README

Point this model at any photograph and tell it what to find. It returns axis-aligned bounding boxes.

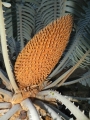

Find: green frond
[59,0,87,17]
[3,5,13,38]
[62,70,90,87]
[49,1,90,78]
[16,3,35,50]
[35,0,87,33]
[67,3,90,69]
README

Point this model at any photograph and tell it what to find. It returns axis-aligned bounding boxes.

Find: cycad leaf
[7,37,17,60]
[3,6,13,38]
[35,0,86,34]
[35,13,44,33]
[79,70,90,87]
[2,2,11,7]
[60,0,86,17]
[0,1,19,92]
[35,100,62,120]
[16,3,35,50]
[16,0,42,6]
[62,70,90,87]
[35,0,61,33]
[37,90,89,120]
[49,2,90,78]
[68,3,90,69]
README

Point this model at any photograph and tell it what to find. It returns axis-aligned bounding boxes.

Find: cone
[14,14,73,89]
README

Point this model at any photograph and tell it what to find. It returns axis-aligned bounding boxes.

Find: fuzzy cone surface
[14,14,73,89]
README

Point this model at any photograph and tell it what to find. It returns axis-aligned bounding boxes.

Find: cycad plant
[0,0,90,120]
